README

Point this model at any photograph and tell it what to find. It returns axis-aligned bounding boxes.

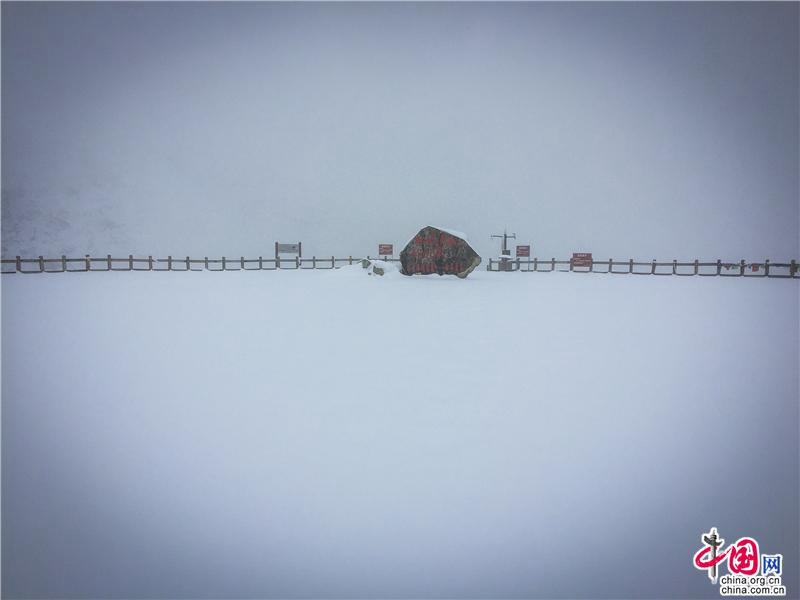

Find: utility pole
[491,229,516,271]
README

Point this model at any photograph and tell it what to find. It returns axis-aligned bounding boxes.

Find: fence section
[486,258,799,279]
[2,255,797,279]
[0,255,411,274]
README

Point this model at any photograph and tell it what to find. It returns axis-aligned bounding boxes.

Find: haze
[2,2,798,261]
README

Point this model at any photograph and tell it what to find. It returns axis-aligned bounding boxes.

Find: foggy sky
[2,2,798,261]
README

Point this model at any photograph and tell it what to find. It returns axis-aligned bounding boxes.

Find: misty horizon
[2,2,798,261]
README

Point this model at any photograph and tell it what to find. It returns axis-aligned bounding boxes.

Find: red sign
[378,244,393,256]
[516,245,530,257]
[571,252,593,267]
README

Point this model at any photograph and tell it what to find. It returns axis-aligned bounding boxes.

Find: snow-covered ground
[2,269,798,598]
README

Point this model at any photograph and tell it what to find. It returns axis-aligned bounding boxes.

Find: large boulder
[400,226,481,278]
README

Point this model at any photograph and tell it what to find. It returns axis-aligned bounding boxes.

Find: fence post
[331,256,335,269]
[241,256,245,269]
[222,256,226,270]
[204,257,209,270]
[672,259,677,275]
[650,259,656,274]
[39,255,45,272]
[764,259,770,276]
[62,255,67,271]
[86,255,91,270]
[694,259,699,275]
[129,255,134,270]
[629,259,633,274]
[791,259,797,278]
[552,258,556,271]
[312,256,316,269]
[106,254,112,271]
[740,259,745,276]
[296,255,300,269]
[167,255,173,271]
[186,256,191,270]
[349,256,352,265]
[148,256,153,271]
[259,256,263,270]
[716,259,721,275]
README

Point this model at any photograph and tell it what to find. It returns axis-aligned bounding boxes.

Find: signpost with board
[378,244,393,257]
[491,230,516,271]
[275,242,302,269]
[571,252,593,268]
[516,245,530,258]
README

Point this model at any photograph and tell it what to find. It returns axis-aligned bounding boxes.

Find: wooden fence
[0,255,377,273]
[1,255,797,278]
[487,258,799,278]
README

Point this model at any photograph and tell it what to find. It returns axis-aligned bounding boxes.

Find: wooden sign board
[571,252,593,267]
[516,245,530,257]
[378,244,393,256]
[275,242,301,256]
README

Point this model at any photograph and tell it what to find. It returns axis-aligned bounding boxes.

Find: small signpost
[378,244,393,257]
[491,230,516,271]
[516,245,530,258]
[571,252,593,268]
[275,242,301,269]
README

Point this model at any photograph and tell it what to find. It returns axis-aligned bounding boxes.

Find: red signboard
[378,244,393,256]
[516,245,530,257]
[571,252,593,267]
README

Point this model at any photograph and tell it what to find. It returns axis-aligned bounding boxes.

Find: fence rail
[1,255,797,279]
[0,255,379,274]
[487,258,799,278]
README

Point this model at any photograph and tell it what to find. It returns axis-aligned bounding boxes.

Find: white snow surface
[2,270,798,598]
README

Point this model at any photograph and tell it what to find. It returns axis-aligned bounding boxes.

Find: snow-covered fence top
[0,255,372,273]
[487,257,799,278]
[1,255,797,278]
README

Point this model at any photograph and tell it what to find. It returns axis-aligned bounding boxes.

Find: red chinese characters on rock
[399,226,481,278]
[694,537,760,576]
